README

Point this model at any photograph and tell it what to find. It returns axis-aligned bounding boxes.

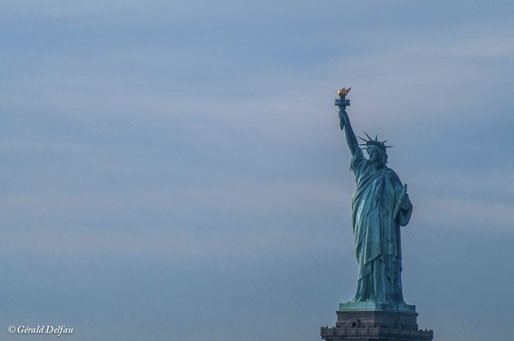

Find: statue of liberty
[335,88,413,306]
[319,88,432,340]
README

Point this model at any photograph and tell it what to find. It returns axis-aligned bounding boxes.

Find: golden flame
[338,87,351,96]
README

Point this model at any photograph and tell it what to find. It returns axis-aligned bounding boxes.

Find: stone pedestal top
[321,304,432,341]
[338,301,416,313]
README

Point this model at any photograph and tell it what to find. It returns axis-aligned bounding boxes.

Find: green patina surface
[335,90,414,311]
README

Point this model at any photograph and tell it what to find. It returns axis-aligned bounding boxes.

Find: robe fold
[349,148,412,303]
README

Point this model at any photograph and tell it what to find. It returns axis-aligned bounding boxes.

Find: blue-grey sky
[1,1,514,340]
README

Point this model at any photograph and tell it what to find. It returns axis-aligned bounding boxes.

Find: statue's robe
[350,149,412,303]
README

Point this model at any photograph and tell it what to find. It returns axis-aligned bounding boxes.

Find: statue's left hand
[400,193,410,210]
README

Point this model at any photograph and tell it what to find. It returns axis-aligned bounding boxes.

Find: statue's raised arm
[335,87,359,156]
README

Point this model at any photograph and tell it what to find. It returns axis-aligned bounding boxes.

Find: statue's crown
[358,132,393,152]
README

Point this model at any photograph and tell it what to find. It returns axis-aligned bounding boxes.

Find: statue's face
[367,146,386,165]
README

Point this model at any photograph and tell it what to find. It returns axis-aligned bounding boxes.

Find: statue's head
[358,133,392,166]
[366,145,388,165]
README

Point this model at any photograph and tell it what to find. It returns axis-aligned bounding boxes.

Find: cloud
[408,169,514,234]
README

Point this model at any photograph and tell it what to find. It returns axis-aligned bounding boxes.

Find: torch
[335,87,351,130]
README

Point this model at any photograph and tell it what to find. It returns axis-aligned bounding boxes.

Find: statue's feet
[350,298,364,303]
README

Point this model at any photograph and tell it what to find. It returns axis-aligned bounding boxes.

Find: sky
[1,1,514,340]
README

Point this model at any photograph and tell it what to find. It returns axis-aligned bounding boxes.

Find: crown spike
[364,132,372,140]
[357,136,368,142]
[375,135,378,141]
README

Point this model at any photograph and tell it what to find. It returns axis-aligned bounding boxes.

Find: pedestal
[320,303,433,341]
